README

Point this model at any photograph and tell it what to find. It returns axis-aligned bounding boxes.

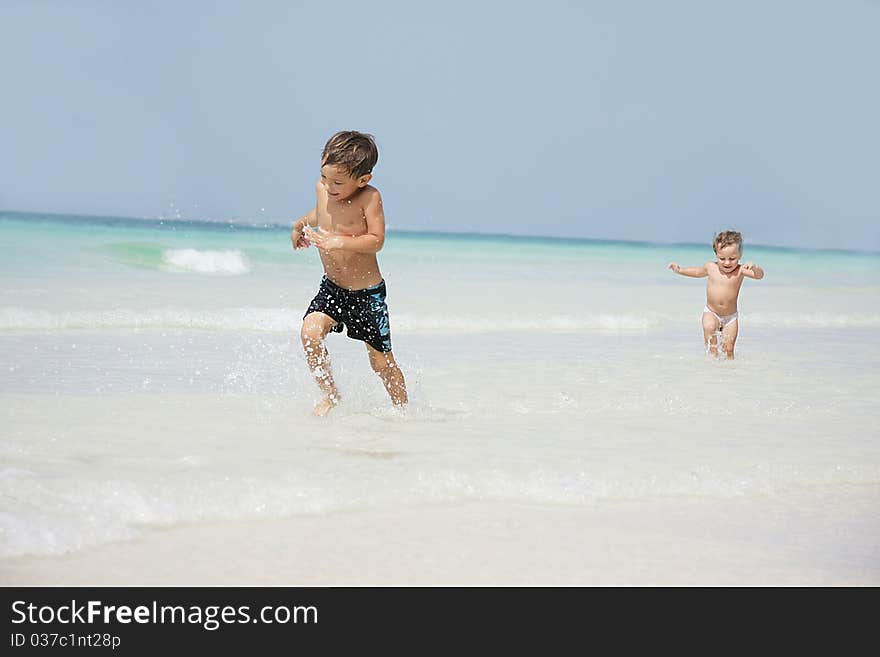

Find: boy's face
[320,164,371,202]
[714,243,741,273]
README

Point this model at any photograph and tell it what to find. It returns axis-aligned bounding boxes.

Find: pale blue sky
[2,0,878,250]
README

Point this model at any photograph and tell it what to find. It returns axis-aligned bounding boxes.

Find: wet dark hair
[713,230,743,252]
[321,131,378,179]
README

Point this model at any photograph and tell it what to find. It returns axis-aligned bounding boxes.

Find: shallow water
[1,211,878,582]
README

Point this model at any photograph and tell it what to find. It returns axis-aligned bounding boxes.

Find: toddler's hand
[668,262,681,273]
[742,261,755,272]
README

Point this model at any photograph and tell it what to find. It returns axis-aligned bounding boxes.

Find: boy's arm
[308,190,386,254]
[668,262,708,277]
[741,262,764,279]
[292,208,317,232]
[290,180,323,242]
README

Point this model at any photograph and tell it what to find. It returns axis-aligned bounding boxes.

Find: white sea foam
[2,307,878,333]
[0,307,288,332]
[745,313,880,328]
[395,313,661,333]
[3,460,877,558]
[0,308,662,333]
[162,248,249,274]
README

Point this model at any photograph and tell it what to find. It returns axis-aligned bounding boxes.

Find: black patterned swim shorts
[303,276,393,353]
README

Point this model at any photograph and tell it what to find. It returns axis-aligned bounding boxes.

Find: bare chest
[317,200,368,236]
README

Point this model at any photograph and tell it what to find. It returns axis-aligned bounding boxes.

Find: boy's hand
[668,262,681,273]
[291,226,310,250]
[307,227,345,252]
[742,261,755,271]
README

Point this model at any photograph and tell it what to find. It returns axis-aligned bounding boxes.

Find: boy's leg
[365,344,408,406]
[301,312,340,416]
[701,311,721,357]
[720,319,739,359]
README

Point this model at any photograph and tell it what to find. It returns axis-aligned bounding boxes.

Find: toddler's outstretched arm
[668,262,708,277]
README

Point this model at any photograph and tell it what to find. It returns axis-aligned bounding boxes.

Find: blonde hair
[713,230,742,253]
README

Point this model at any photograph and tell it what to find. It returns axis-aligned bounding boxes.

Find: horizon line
[1,208,877,256]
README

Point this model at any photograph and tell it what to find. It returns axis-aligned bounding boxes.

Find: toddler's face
[320,164,367,202]
[714,244,741,273]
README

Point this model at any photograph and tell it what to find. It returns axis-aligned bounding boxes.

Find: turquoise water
[2,210,877,327]
[3,211,878,283]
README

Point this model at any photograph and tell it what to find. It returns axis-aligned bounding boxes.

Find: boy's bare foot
[312,395,338,417]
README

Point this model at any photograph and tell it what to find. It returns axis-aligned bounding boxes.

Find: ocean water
[1,211,878,583]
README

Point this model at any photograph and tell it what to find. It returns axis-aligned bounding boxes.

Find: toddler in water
[290,131,407,416]
[668,230,765,359]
